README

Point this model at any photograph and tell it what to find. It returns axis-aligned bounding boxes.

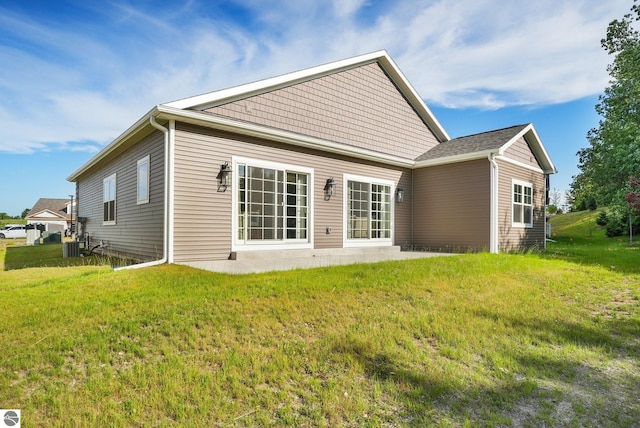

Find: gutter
[115,115,171,271]
[488,153,499,254]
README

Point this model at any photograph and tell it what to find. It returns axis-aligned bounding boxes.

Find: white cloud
[0,0,632,154]
[332,0,368,18]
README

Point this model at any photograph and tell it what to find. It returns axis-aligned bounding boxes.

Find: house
[25,198,75,235]
[67,50,556,268]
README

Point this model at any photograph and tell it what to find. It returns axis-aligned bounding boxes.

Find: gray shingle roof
[26,198,70,219]
[415,124,530,162]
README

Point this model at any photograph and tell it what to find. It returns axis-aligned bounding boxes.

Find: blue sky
[0,0,631,216]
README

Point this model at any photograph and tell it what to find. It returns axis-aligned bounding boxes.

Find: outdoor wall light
[396,187,404,203]
[324,177,336,198]
[217,161,232,190]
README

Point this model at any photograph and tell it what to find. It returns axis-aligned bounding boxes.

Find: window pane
[524,206,532,224]
[514,184,523,203]
[103,181,109,203]
[348,181,369,239]
[513,205,522,223]
[137,159,149,203]
[524,186,532,204]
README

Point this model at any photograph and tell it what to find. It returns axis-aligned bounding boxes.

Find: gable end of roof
[163,50,450,142]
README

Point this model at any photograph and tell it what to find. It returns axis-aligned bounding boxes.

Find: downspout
[489,153,499,254]
[115,114,170,270]
[411,169,414,248]
[544,173,549,250]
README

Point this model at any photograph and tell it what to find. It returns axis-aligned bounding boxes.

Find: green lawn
[0,220,638,427]
[544,209,640,273]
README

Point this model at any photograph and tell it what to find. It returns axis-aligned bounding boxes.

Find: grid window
[347,179,391,240]
[237,163,309,243]
[513,181,533,227]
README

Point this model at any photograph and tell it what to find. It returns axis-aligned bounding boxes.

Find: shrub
[606,220,625,237]
[596,210,608,227]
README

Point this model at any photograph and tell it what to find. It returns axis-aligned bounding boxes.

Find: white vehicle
[0,225,27,239]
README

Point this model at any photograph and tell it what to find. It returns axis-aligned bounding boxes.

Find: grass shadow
[331,304,640,426]
[542,235,640,275]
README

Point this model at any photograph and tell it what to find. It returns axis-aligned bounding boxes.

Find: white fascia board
[164,50,450,143]
[165,51,388,110]
[500,123,557,174]
[28,209,66,219]
[375,55,450,142]
[67,107,158,182]
[499,123,533,154]
[155,105,415,168]
[414,149,496,168]
[526,125,557,174]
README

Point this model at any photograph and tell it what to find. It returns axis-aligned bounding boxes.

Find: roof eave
[26,209,67,220]
[500,123,557,174]
[67,107,159,182]
[414,149,496,168]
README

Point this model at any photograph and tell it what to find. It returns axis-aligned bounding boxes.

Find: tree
[549,188,562,207]
[572,1,640,209]
[626,177,640,215]
[21,208,30,219]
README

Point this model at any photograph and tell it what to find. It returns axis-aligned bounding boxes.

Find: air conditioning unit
[63,241,81,258]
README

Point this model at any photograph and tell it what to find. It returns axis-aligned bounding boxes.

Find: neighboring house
[25,198,75,234]
[67,50,556,266]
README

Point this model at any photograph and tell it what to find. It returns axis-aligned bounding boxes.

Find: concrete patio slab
[179,247,456,274]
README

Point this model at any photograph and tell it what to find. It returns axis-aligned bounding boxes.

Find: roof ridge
[449,123,530,141]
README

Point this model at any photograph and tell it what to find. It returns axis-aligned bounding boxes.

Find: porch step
[230,246,401,261]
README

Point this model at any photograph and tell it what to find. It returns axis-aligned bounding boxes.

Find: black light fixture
[217,161,232,190]
[396,187,404,203]
[324,177,336,198]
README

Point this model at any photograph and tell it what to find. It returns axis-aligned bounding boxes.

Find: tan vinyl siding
[202,63,440,160]
[413,159,491,251]
[76,130,165,261]
[172,123,411,262]
[504,136,541,169]
[497,160,546,250]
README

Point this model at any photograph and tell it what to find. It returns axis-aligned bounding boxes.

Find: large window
[103,173,116,225]
[235,159,311,246]
[137,155,150,205]
[345,175,392,243]
[512,179,533,227]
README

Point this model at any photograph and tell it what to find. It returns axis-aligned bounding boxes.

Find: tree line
[0,209,31,220]
[569,0,640,236]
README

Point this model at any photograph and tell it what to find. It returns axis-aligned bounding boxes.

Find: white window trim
[343,173,394,247]
[512,178,533,228]
[103,173,117,226]
[231,156,314,251]
[137,155,150,205]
